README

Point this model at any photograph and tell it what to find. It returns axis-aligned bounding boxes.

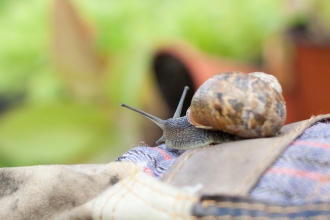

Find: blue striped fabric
[250,120,330,205]
[116,143,184,178]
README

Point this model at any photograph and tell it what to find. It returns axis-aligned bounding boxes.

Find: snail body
[121,72,286,150]
[160,116,238,149]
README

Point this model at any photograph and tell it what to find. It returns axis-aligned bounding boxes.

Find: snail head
[120,86,189,146]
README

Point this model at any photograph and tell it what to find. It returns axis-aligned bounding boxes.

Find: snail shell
[186,72,286,138]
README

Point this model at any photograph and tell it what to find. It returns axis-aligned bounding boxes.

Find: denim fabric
[192,195,330,218]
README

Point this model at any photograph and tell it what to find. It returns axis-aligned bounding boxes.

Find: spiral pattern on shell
[187,72,286,138]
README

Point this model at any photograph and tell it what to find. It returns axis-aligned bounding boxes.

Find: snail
[121,71,286,150]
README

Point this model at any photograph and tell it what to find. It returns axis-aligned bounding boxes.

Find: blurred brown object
[53,0,106,101]
[264,24,330,123]
[294,44,330,120]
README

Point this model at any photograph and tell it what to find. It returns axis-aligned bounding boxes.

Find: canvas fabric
[0,162,196,220]
[1,114,330,219]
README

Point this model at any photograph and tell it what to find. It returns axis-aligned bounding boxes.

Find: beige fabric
[58,171,196,220]
[162,114,330,196]
[0,162,196,220]
[0,162,140,219]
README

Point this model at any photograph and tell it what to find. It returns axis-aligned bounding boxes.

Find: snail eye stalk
[173,86,189,118]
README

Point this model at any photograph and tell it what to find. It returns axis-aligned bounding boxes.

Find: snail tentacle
[120,103,165,129]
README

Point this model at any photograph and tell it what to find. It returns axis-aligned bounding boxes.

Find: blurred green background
[0,0,328,166]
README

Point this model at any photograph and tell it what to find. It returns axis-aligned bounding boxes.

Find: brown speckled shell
[187,72,286,138]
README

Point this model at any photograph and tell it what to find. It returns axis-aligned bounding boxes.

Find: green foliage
[0,103,115,166]
[0,1,52,95]
[76,0,286,61]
